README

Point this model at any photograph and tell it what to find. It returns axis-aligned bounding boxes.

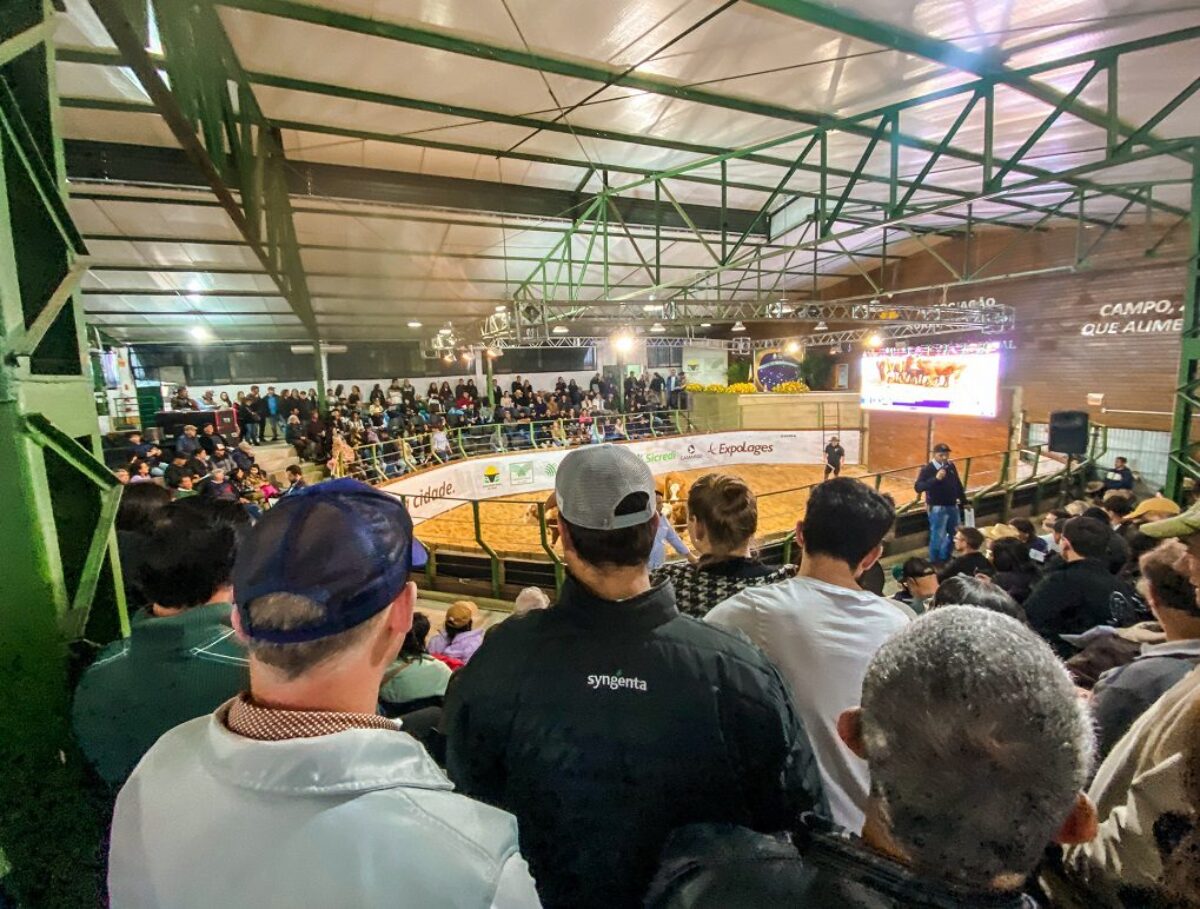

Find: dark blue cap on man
[233,478,421,644]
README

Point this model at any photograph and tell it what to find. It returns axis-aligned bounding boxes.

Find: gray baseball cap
[554,444,656,530]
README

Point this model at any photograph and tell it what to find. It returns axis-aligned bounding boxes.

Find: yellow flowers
[770,381,811,394]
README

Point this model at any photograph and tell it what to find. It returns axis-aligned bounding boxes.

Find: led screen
[860,345,1000,417]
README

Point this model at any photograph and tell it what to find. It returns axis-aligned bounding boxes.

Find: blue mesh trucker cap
[233,478,422,644]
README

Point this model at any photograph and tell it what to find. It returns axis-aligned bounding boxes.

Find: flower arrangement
[726,382,758,394]
[684,383,707,392]
[770,380,811,394]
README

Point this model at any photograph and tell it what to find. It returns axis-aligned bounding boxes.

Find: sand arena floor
[414,463,925,560]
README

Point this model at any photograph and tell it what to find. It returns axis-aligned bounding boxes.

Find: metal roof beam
[211,0,1189,221]
[64,139,768,236]
[748,0,1193,165]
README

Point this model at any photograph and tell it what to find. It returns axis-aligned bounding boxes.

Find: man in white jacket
[109,479,540,908]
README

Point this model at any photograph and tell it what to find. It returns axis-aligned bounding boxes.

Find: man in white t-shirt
[706,477,911,833]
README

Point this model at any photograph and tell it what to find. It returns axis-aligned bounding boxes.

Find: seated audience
[1091,540,1200,759]
[1125,494,1181,527]
[1024,516,1145,657]
[929,574,1027,624]
[113,482,173,610]
[1052,500,1200,906]
[894,557,938,613]
[427,601,486,665]
[1011,516,1049,556]
[647,607,1097,909]
[706,477,908,833]
[1041,507,1070,552]
[445,444,824,909]
[1082,505,1133,574]
[1102,455,1136,492]
[107,479,539,908]
[651,473,796,617]
[379,612,451,715]
[936,526,993,581]
[73,500,248,785]
[989,536,1041,604]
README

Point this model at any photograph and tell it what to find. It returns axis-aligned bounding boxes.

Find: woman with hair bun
[651,473,795,617]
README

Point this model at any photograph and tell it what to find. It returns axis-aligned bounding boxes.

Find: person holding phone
[915,442,968,563]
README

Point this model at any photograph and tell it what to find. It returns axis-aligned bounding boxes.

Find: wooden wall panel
[822,225,1190,433]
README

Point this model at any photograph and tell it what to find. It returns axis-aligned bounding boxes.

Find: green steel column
[315,343,329,413]
[1165,149,1200,500]
[0,2,119,902]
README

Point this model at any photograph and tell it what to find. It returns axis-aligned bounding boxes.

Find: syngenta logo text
[410,481,455,508]
[707,442,775,457]
[587,671,648,692]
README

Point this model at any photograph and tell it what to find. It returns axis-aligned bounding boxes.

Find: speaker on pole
[1048,410,1090,456]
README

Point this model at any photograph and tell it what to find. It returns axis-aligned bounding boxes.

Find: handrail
[346,408,701,479]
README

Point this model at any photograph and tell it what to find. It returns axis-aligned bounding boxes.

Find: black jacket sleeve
[914,463,935,494]
[443,632,518,807]
[1023,573,1074,646]
[715,648,828,829]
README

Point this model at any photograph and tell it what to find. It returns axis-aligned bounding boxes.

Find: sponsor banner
[381,430,861,523]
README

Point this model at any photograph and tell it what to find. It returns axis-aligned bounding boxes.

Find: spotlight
[865,332,885,348]
[784,340,801,355]
[649,322,665,333]
[189,325,212,343]
[613,332,635,354]
[552,324,569,334]
[460,351,472,363]
[731,321,746,332]
[815,321,828,332]
[407,321,422,328]
[699,322,712,328]
[485,347,502,359]
[438,326,452,335]
[442,353,454,364]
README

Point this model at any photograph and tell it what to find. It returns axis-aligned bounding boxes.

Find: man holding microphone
[915,442,968,563]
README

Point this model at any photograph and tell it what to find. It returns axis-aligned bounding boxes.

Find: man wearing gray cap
[108,479,539,908]
[445,444,824,909]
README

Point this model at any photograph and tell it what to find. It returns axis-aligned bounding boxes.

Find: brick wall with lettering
[822,224,1190,434]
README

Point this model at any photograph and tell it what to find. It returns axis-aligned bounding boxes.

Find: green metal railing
[401,422,1107,597]
[347,409,695,482]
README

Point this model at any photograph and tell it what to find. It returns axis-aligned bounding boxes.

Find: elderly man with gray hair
[647,606,1099,908]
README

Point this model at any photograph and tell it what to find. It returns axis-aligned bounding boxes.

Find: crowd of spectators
[76,442,1200,907]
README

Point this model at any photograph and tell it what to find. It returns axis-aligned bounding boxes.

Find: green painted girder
[55,81,985,217]
[631,138,1194,304]
[211,0,1191,221]
[748,0,1193,166]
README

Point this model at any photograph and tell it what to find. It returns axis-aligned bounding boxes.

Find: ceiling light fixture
[699,322,712,328]
[731,321,746,332]
[613,331,636,354]
[494,304,508,312]
[865,332,885,348]
[784,340,801,355]
[189,325,212,343]
[460,351,472,363]
[407,321,422,329]
[649,322,665,333]
[552,324,569,334]
[815,321,828,332]
[438,326,452,335]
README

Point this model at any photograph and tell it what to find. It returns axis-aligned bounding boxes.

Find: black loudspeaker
[1048,410,1090,456]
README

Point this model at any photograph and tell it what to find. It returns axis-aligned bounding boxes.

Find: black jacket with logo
[444,576,825,909]
[914,461,967,508]
[1023,558,1146,658]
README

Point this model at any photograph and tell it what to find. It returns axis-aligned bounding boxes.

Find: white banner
[381,430,861,523]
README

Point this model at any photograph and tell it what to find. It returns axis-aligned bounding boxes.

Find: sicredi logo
[410,480,455,508]
[587,671,648,692]
[642,451,677,464]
